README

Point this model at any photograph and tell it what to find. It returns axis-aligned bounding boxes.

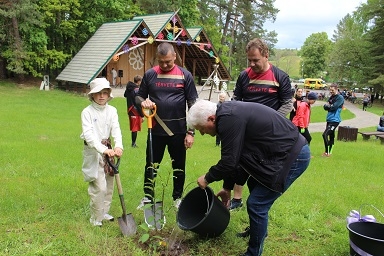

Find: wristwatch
[186,131,195,137]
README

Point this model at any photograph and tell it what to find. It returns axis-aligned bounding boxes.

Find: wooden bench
[358,131,384,140]
[376,135,384,144]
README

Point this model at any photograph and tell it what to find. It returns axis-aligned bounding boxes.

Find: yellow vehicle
[304,78,327,90]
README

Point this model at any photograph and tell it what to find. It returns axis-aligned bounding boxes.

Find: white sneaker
[90,218,102,227]
[174,198,182,209]
[137,197,151,210]
[103,213,114,221]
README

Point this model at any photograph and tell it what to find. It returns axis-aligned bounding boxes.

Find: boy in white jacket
[80,78,123,226]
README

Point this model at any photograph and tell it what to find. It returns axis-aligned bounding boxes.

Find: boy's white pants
[88,166,114,222]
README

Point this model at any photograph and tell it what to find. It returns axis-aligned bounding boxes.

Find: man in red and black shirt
[135,42,198,208]
[233,38,292,113]
[230,38,293,234]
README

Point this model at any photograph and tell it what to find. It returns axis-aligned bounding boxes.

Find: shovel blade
[118,213,137,236]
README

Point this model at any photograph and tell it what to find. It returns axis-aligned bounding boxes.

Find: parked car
[303,78,327,90]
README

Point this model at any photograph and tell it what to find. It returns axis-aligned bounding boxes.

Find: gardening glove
[300,128,305,133]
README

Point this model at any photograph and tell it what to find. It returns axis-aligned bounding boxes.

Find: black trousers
[322,122,339,154]
[143,133,186,201]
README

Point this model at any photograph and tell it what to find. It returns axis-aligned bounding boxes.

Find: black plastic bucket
[347,222,384,255]
[177,186,230,238]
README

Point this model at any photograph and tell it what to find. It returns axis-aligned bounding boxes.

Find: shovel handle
[115,174,126,211]
[107,158,127,216]
[142,105,157,129]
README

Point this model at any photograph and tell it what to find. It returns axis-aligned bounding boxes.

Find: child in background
[292,92,318,145]
[80,78,124,226]
[216,92,227,146]
[124,75,144,148]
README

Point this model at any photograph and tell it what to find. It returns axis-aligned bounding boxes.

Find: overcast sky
[264,0,367,49]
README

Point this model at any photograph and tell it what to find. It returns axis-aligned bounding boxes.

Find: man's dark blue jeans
[245,144,311,256]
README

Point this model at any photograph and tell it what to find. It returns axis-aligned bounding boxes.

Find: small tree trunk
[11,16,25,82]
[0,57,6,79]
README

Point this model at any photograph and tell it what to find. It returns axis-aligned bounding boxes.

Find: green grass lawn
[1,81,383,255]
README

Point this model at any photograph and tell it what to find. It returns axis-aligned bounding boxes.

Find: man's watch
[186,131,195,137]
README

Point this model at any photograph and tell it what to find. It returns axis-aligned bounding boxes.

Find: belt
[84,139,110,146]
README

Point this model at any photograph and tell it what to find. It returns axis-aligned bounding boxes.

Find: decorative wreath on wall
[128,48,144,70]
[112,54,119,62]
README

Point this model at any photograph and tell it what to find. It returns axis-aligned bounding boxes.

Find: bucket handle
[359,204,384,222]
[203,189,210,216]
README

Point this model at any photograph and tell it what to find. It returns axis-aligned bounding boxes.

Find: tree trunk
[11,16,25,82]
[219,0,235,55]
[0,57,6,79]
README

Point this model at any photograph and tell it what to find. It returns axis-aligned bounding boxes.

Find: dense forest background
[0,0,383,92]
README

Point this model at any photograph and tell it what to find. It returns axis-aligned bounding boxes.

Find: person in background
[124,75,144,148]
[80,78,124,226]
[292,92,318,145]
[216,92,227,146]
[322,84,344,157]
[362,93,370,111]
[188,100,310,256]
[377,111,384,132]
[230,38,293,216]
[111,68,117,88]
[289,88,304,121]
[135,42,198,210]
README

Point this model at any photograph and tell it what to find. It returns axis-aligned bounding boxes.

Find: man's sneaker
[174,198,182,209]
[90,218,102,227]
[229,198,243,210]
[103,213,114,221]
[236,226,250,238]
[322,152,330,157]
[137,197,151,210]
[236,226,268,239]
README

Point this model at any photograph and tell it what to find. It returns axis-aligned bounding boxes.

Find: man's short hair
[157,42,175,56]
[246,38,269,57]
[330,83,338,90]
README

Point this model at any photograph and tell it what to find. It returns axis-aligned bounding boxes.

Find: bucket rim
[347,222,384,242]
[177,186,215,230]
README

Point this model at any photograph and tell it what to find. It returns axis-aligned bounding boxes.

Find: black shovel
[106,157,137,236]
[142,105,165,230]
